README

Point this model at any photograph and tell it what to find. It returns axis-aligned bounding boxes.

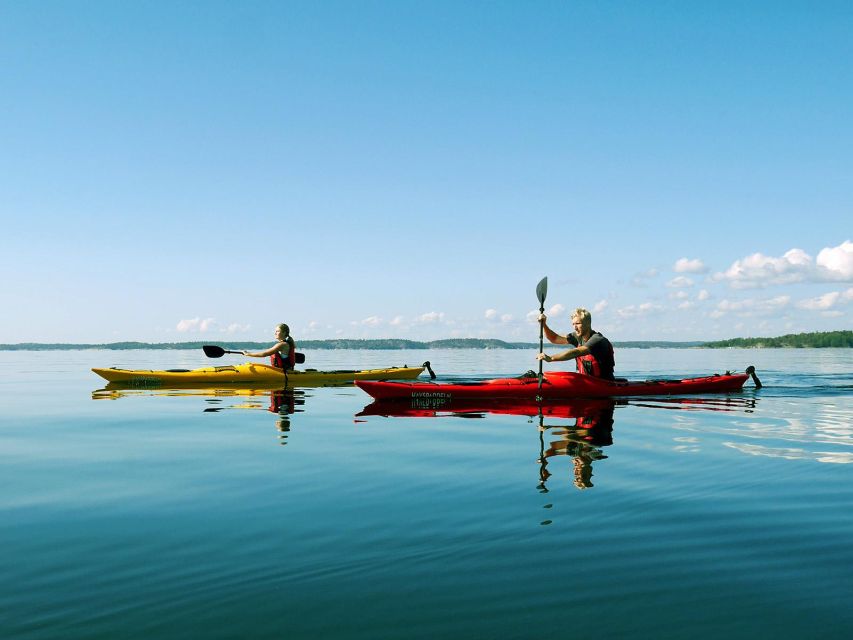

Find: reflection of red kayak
[356,367,760,401]
[357,397,617,419]
[357,395,756,419]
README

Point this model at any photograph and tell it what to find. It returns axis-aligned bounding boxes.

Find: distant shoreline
[1,331,850,350]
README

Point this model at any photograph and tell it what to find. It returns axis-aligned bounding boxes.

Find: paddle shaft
[535,277,548,391]
[538,300,545,387]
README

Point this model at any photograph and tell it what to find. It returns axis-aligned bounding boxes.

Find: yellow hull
[92,362,424,387]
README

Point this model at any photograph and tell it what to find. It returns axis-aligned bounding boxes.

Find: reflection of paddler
[269,389,296,414]
[545,400,614,448]
[539,401,614,490]
[572,449,601,490]
[268,388,305,445]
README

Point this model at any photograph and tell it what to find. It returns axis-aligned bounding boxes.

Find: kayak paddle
[536,276,548,391]
[203,344,307,364]
[203,345,241,358]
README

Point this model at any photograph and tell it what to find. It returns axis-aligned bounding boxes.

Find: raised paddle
[536,276,548,391]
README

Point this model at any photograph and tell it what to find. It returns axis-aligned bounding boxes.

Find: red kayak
[355,366,761,401]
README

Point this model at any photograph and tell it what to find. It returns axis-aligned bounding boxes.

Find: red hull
[356,369,753,401]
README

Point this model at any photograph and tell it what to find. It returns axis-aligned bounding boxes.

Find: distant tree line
[702,330,853,348]
[0,338,539,351]
[1,331,850,350]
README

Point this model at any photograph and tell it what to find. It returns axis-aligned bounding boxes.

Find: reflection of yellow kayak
[92,362,426,386]
[93,385,282,398]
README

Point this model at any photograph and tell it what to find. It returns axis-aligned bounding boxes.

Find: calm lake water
[1,348,852,639]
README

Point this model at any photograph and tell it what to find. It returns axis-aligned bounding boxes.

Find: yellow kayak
[92,362,427,386]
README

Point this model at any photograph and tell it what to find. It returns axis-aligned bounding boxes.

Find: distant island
[701,330,852,348]
[1,331,850,350]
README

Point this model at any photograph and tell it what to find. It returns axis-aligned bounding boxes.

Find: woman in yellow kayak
[242,323,297,371]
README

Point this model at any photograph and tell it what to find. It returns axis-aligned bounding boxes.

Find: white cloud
[417,311,445,324]
[713,249,810,288]
[303,321,327,335]
[224,323,250,334]
[548,303,565,317]
[674,258,708,274]
[669,290,689,300]
[361,316,383,327]
[816,240,853,280]
[485,309,498,320]
[711,295,791,318]
[697,289,711,301]
[500,313,513,323]
[593,299,608,314]
[389,315,405,326]
[797,291,841,311]
[713,241,853,289]
[176,317,216,333]
[616,302,664,319]
[631,268,659,287]
[796,287,853,311]
[667,276,694,288]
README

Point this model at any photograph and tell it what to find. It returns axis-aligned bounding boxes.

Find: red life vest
[270,342,296,370]
[575,333,615,379]
[575,351,601,377]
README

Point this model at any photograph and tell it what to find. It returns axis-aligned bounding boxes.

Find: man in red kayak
[537,308,616,381]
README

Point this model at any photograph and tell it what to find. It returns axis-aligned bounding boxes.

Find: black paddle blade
[202,345,226,358]
[536,276,548,308]
[746,365,762,388]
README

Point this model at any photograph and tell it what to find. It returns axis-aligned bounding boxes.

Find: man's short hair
[571,308,592,327]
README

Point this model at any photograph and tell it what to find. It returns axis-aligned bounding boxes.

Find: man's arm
[539,344,590,363]
[539,314,570,345]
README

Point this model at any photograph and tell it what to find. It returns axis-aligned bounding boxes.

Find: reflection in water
[357,395,764,494]
[537,401,615,491]
[358,397,620,492]
[92,384,306,445]
[268,388,303,445]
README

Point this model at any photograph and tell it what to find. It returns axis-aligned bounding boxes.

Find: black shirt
[567,331,615,380]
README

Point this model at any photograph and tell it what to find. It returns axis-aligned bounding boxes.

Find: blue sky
[1,1,851,343]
